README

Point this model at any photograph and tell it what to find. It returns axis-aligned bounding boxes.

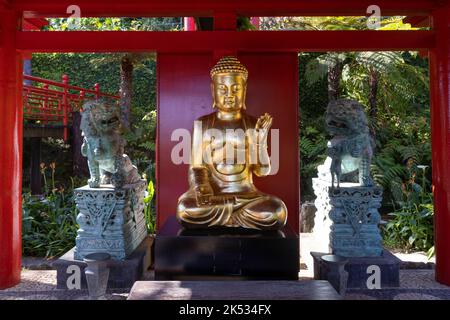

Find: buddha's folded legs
[176,191,287,230]
[234,195,287,230]
[176,191,234,227]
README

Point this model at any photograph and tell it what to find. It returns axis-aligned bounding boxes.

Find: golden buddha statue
[176,56,287,231]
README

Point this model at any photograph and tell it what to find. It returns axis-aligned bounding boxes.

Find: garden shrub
[22,164,79,258]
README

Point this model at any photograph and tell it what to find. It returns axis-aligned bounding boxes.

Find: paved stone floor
[0,270,129,300]
[1,268,449,300]
[1,241,447,301]
[345,270,450,300]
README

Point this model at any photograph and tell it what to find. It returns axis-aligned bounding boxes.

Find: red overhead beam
[16,30,435,53]
[14,0,442,18]
[404,15,431,27]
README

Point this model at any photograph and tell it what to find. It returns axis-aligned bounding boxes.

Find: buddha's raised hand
[255,113,273,145]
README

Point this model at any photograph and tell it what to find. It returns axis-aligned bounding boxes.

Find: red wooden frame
[16,0,439,17]
[22,18,48,31]
[16,30,435,53]
[22,74,119,140]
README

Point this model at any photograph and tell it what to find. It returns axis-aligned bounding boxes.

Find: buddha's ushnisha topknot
[210,56,248,80]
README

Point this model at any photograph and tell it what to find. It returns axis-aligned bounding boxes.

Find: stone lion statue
[317,99,374,187]
[80,99,141,188]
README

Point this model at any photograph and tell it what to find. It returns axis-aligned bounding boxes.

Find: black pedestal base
[155,217,299,280]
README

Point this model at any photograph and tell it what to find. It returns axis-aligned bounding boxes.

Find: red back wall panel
[157,52,299,234]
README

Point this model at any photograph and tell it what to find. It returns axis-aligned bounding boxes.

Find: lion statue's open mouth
[319,99,374,187]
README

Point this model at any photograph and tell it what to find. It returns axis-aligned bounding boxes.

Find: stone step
[127,280,342,300]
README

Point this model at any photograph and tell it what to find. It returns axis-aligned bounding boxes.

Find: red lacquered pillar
[0,9,23,289]
[430,6,450,285]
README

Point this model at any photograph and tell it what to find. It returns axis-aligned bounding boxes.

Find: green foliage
[31,51,159,185]
[380,155,434,255]
[383,194,434,254]
[27,20,163,253]
[143,180,156,234]
[23,138,74,192]
[294,18,433,255]
[22,191,78,259]
[304,50,429,116]
[31,54,157,118]
[22,165,79,258]
[299,126,328,200]
[45,17,182,32]
[237,17,256,31]
[298,53,329,200]
[124,109,157,178]
[298,53,329,121]
[295,19,431,208]
[32,18,165,171]
[342,51,429,115]
[261,16,419,32]
[370,110,431,207]
[305,53,349,86]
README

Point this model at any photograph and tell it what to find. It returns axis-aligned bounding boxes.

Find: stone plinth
[128,280,342,300]
[74,180,147,260]
[155,217,299,280]
[311,250,401,289]
[312,178,383,257]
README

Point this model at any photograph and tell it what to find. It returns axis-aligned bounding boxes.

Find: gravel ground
[0,270,129,300]
[1,241,447,301]
[1,268,449,300]
[345,269,450,300]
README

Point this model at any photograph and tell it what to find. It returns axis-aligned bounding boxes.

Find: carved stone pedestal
[312,178,383,257]
[73,180,147,260]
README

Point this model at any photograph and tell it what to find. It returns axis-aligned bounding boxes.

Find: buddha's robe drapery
[176,112,287,230]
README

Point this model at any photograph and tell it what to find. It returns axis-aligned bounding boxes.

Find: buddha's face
[212,73,246,112]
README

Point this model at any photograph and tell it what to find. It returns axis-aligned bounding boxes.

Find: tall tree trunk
[120,55,133,129]
[30,137,42,195]
[327,62,342,101]
[368,67,379,142]
[369,67,379,119]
